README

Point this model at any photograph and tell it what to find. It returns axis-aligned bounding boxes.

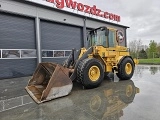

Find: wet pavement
[0,65,160,120]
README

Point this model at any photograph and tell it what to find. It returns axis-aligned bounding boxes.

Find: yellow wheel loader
[25,26,138,103]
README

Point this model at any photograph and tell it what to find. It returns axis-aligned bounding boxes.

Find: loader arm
[70,47,93,81]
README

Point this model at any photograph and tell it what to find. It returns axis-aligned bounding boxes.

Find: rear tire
[116,57,134,80]
[77,58,104,88]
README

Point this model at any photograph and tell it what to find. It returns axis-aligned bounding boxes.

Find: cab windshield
[88,28,107,48]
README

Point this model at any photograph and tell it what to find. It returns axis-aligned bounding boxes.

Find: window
[65,51,71,57]
[96,29,107,47]
[0,49,72,59]
[0,50,1,58]
[87,29,107,47]
[42,51,53,57]
[2,50,20,58]
[54,51,64,57]
[108,31,115,47]
[0,49,36,59]
[21,50,36,58]
[42,50,71,58]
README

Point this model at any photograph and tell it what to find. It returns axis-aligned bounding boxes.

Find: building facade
[0,0,128,79]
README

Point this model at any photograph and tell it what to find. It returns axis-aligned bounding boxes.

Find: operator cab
[87,26,118,48]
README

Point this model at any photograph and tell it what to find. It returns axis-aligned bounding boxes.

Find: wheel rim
[125,63,132,75]
[126,85,133,97]
[88,66,100,81]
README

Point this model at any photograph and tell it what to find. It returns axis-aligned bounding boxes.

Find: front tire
[77,58,104,88]
[116,57,134,80]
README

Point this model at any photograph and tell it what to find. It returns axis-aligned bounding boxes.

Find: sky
[75,0,160,45]
[32,0,160,45]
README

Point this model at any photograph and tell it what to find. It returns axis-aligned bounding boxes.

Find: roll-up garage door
[0,13,36,79]
[41,20,83,64]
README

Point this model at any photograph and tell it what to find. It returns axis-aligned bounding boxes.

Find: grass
[139,58,160,65]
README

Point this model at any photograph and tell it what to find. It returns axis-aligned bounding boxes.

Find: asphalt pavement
[0,65,160,120]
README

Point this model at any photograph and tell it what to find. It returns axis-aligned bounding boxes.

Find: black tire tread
[117,57,134,80]
[77,58,91,84]
[77,58,104,88]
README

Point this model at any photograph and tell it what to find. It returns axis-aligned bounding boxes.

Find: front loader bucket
[25,63,73,104]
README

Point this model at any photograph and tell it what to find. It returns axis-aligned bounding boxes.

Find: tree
[139,49,147,59]
[128,39,142,58]
[157,43,160,58]
[129,40,137,58]
[148,40,157,58]
[136,39,142,54]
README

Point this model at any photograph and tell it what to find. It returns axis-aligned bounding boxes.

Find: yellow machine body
[79,45,131,73]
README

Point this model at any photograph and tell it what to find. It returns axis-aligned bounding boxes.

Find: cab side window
[108,31,115,47]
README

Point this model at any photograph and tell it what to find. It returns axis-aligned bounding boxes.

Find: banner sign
[26,0,121,22]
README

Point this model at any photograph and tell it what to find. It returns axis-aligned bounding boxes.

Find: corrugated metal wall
[41,20,83,63]
[0,13,36,79]
[0,13,36,49]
